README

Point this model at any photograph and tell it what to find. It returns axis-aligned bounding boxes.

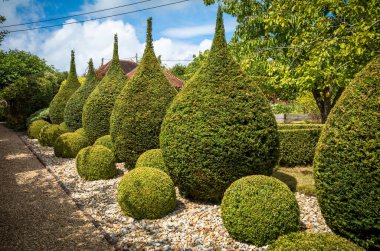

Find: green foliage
[111,18,177,167]
[279,128,322,166]
[221,175,300,246]
[54,132,91,158]
[314,55,380,250]
[38,124,65,146]
[74,127,86,136]
[83,35,127,143]
[27,119,50,139]
[267,232,365,251]
[0,16,7,46]
[135,149,168,174]
[117,167,176,220]
[93,135,114,151]
[26,107,50,126]
[168,64,186,80]
[64,59,99,131]
[49,51,81,124]
[160,8,279,203]
[58,122,71,133]
[183,50,209,81]
[76,145,117,180]
[208,0,380,122]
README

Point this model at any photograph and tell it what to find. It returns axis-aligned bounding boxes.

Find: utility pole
[135,53,138,64]
[101,58,104,66]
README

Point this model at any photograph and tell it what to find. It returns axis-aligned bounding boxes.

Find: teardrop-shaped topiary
[82,34,127,143]
[64,59,99,131]
[110,18,177,167]
[49,50,81,124]
[314,55,380,250]
[160,7,279,203]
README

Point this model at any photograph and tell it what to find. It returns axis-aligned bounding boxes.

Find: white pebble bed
[22,136,331,250]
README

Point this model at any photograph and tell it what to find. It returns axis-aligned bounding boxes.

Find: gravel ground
[22,135,331,250]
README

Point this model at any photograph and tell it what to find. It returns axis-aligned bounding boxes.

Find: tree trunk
[312,86,344,124]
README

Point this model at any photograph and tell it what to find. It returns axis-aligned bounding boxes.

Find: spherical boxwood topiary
[267,232,365,251]
[74,127,86,137]
[76,145,117,180]
[93,135,114,151]
[54,132,91,158]
[117,167,176,220]
[313,55,380,250]
[27,119,50,139]
[135,149,169,174]
[58,122,71,133]
[160,7,279,203]
[64,59,99,131]
[38,124,65,146]
[221,175,300,246]
[110,18,177,167]
[82,35,127,143]
[49,51,81,124]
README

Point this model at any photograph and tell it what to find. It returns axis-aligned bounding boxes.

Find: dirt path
[0,123,112,251]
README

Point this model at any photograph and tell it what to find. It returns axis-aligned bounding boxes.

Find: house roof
[96,60,184,90]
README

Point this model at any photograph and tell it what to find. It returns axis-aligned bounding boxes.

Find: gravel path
[21,134,331,251]
[0,124,112,251]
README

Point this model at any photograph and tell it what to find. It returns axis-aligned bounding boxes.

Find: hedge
[314,54,380,250]
[82,35,127,143]
[110,18,177,167]
[26,107,50,126]
[160,7,279,203]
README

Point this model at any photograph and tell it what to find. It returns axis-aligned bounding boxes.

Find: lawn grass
[272,166,315,195]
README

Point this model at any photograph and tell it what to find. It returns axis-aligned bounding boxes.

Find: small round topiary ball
[267,232,365,251]
[117,167,176,220]
[93,135,114,151]
[27,119,50,139]
[135,149,169,175]
[76,145,117,180]
[221,175,300,246]
[38,124,64,146]
[54,132,90,158]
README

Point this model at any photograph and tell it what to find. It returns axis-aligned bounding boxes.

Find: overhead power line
[3,0,191,33]
[0,0,155,28]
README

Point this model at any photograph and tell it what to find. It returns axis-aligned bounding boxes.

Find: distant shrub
[117,167,176,219]
[27,119,50,139]
[135,149,168,174]
[54,132,90,158]
[38,124,64,146]
[221,175,299,246]
[76,145,117,180]
[26,107,50,126]
[267,232,365,251]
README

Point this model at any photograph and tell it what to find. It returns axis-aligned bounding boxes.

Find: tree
[205,0,380,123]
[0,16,7,46]
[168,64,186,79]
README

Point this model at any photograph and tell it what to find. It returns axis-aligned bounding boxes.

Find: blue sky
[0,0,237,74]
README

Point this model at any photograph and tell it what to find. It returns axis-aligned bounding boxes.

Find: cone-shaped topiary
[49,50,81,124]
[38,124,65,146]
[267,232,365,251]
[64,59,99,131]
[76,145,117,180]
[82,35,127,143]
[54,132,91,158]
[27,119,50,139]
[221,175,299,246]
[117,167,176,220]
[313,55,380,250]
[110,18,177,167]
[160,7,279,202]
[135,149,168,174]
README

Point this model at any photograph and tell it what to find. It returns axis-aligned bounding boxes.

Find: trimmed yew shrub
[160,7,279,202]
[64,59,99,131]
[314,55,380,250]
[75,127,86,136]
[49,51,80,124]
[26,107,50,126]
[54,132,90,158]
[267,232,365,251]
[117,167,176,219]
[58,122,71,133]
[27,119,50,139]
[110,18,177,167]
[94,135,114,151]
[135,149,168,174]
[76,145,117,180]
[82,35,127,143]
[221,175,299,246]
[38,124,64,146]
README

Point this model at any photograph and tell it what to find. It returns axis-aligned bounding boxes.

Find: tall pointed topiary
[313,55,380,250]
[64,59,99,131]
[82,34,127,143]
[49,50,80,124]
[160,7,279,203]
[110,18,177,167]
